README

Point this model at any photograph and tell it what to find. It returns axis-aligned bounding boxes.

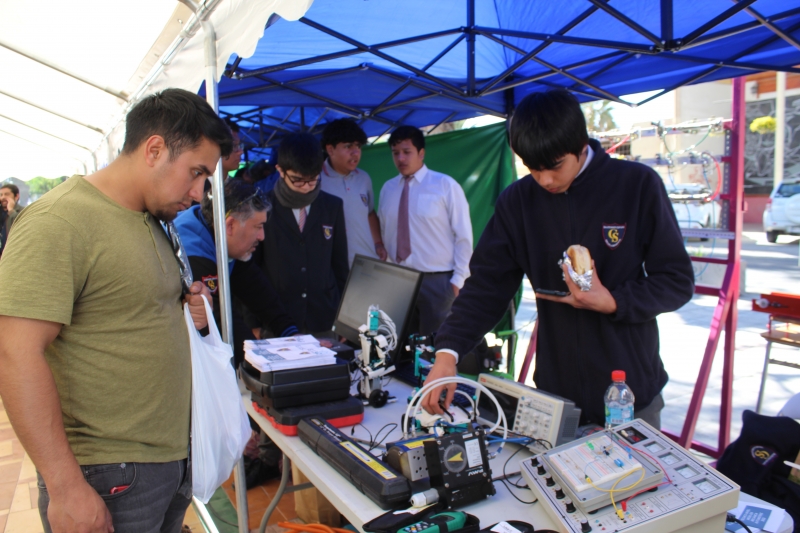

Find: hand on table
[420,352,458,415]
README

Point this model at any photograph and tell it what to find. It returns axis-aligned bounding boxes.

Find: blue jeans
[38,459,192,533]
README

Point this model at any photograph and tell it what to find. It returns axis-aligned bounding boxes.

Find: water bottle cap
[612,370,626,382]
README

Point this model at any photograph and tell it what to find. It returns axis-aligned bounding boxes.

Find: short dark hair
[225,119,240,134]
[201,179,270,227]
[0,183,19,197]
[321,119,367,149]
[249,159,276,181]
[234,166,250,180]
[122,88,233,160]
[278,133,324,177]
[509,89,589,171]
[388,125,425,151]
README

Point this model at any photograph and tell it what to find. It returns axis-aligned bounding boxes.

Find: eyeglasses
[284,173,320,186]
[234,142,244,151]
[225,189,270,218]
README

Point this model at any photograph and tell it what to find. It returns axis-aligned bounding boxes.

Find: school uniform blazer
[256,189,349,333]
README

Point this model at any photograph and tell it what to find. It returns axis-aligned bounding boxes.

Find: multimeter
[399,511,467,533]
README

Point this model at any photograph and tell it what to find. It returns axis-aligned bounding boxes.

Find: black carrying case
[298,416,411,510]
[241,359,351,409]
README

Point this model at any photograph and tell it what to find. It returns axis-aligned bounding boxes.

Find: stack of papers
[726,501,786,533]
[244,335,338,372]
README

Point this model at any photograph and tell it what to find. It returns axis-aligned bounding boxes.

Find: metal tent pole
[199,13,250,533]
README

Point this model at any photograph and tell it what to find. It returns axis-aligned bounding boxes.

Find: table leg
[259,454,292,533]
[756,341,773,414]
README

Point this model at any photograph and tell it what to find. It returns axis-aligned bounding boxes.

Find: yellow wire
[585,467,645,519]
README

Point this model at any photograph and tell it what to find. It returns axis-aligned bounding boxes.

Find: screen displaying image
[478,388,518,428]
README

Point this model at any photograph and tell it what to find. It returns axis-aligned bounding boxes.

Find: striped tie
[298,207,307,232]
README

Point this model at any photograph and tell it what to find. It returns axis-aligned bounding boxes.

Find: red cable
[621,447,673,508]
[606,134,631,154]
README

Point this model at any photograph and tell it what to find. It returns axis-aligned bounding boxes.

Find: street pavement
[511,223,800,453]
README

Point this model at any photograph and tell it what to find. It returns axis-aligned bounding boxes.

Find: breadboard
[549,435,643,493]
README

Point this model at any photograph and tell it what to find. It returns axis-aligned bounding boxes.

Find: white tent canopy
[0,0,312,181]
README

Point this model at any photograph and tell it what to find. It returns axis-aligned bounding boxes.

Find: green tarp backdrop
[358,122,516,246]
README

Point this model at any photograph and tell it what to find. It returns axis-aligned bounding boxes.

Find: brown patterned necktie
[396,175,412,263]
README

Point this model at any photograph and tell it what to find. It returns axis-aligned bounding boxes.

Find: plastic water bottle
[604,370,635,429]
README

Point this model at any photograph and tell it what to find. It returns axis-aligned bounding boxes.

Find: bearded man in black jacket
[424,89,694,428]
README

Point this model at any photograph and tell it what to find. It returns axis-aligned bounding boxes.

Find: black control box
[423,427,495,508]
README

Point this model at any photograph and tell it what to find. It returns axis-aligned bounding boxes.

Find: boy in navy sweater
[424,89,694,428]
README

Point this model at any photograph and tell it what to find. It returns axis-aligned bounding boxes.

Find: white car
[763,179,800,243]
[665,183,721,231]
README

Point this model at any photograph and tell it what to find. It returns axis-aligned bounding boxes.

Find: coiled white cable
[377,310,397,352]
[403,377,508,452]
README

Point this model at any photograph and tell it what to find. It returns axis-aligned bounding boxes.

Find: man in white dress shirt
[378,125,473,335]
[320,119,387,265]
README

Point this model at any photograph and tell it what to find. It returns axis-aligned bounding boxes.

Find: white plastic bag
[184,296,251,503]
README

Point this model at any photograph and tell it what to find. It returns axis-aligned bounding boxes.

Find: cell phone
[535,288,570,297]
[110,485,130,494]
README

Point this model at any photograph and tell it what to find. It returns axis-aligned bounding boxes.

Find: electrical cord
[584,466,645,519]
[370,422,398,452]
[351,422,398,452]
[726,514,754,533]
[494,436,537,504]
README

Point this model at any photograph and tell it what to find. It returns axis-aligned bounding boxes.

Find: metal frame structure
[177,0,250,530]
[217,2,800,155]
[664,77,746,458]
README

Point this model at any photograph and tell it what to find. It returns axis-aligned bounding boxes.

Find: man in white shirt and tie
[378,125,473,335]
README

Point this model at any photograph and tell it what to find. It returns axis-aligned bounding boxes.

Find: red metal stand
[517,318,537,383]
[661,77,745,458]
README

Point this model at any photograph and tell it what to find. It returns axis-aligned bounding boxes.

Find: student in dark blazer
[255,132,349,335]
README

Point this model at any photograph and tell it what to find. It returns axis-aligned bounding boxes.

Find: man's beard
[153,207,180,222]
[238,252,253,262]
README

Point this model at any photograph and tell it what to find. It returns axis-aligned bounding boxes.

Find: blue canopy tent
[212,0,800,155]
[212,2,800,482]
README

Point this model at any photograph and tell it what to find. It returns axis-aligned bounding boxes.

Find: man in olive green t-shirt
[0,89,232,533]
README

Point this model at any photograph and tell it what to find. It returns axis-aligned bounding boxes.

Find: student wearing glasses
[254,132,349,336]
